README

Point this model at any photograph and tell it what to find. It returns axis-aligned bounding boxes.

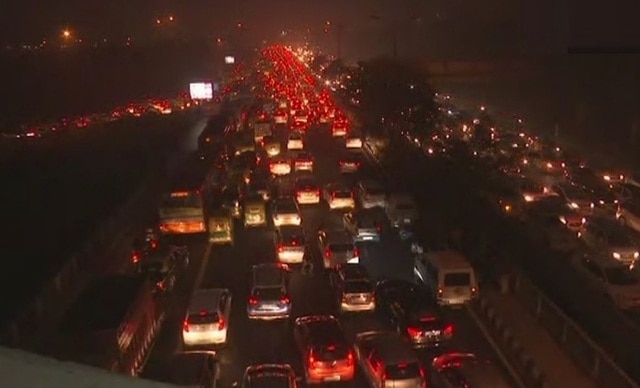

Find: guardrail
[511,272,638,388]
[0,115,196,349]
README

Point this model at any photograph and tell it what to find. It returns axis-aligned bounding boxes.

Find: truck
[45,275,158,376]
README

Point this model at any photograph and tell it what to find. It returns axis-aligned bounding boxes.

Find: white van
[414,250,478,306]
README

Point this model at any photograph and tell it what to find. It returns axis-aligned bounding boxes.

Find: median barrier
[470,295,550,388]
[512,273,638,388]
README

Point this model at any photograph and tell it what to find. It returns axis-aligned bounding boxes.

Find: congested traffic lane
[143,123,514,386]
[379,127,640,382]
[0,113,195,325]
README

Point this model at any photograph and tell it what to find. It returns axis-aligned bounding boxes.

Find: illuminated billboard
[224,56,235,64]
[189,82,213,100]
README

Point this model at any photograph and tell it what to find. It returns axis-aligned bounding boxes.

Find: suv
[355,331,426,388]
[332,264,375,312]
[293,315,355,384]
[317,228,359,268]
[247,263,291,320]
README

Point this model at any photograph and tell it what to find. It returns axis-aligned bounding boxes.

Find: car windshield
[365,186,384,195]
[385,362,421,380]
[329,243,354,252]
[187,311,219,324]
[333,190,352,198]
[604,267,638,286]
[245,375,290,388]
[253,287,284,300]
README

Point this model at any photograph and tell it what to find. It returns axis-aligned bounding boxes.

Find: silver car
[343,209,386,242]
[247,263,291,320]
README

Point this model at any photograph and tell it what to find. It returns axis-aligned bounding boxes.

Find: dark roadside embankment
[0,40,224,127]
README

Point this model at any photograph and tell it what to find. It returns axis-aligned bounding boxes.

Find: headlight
[504,204,512,212]
[559,216,567,224]
[569,202,579,209]
[524,195,534,202]
[603,175,611,181]
[634,252,639,259]
[613,252,621,259]
[599,199,605,205]
[590,203,594,208]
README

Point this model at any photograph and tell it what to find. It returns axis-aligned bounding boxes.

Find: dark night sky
[1,0,639,56]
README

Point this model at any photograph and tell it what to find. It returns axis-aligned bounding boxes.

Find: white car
[272,197,302,226]
[270,158,291,176]
[182,288,231,346]
[287,131,304,150]
[274,110,288,124]
[324,184,356,210]
[295,176,321,205]
[574,254,640,311]
[275,225,306,264]
[345,134,363,149]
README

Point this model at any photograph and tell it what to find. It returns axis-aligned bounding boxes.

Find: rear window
[313,343,349,361]
[344,280,373,294]
[333,190,352,199]
[366,187,384,195]
[277,204,298,213]
[253,287,284,300]
[329,243,354,252]
[188,311,219,324]
[289,133,303,140]
[283,234,306,246]
[444,272,472,287]
[385,362,421,380]
[246,375,291,388]
[396,203,415,211]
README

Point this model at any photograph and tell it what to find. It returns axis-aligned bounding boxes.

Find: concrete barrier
[472,297,551,388]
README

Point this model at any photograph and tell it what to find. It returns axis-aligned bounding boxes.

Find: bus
[159,158,211,235]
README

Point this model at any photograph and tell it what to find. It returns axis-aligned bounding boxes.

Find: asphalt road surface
[143,125,513,386]
[0,113,195,324]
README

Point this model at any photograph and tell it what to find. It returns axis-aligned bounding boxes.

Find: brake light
[353,247,359,258]
[444,324,454,337]
[308,351,319,369]
[438,287,443,297]
[280,295,290,304]
[407,326,421,337]
[249,296,259,305]
[277,244,284,253]
[156,281,164,291]
[347,350,354,366]
[182,320,190,332]
[131,252,140,264]
[218,316,226,330]
[324,248,331,258]
[150,240,157,249]
[471,286,477,294]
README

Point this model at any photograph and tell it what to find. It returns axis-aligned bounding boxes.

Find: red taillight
[347,350,354,366]
[407,326,421,337]
[249,296,259,305]
[280,295,290,304]
[444,324,454,337]
[353,247,359,258]
[308,351,318,369]
[150,240,157,249]
[324,248,331,258]
[218,317,226,330]
[277,244,284,252]
[131,252,140,263]
[156,281,164,291]
[182,320,190,332]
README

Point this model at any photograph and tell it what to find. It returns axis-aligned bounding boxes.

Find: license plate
[324,376,341,382]
[362,236,374,240]
[427,330,441,337]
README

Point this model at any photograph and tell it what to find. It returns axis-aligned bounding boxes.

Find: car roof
[369,333,419,364]
[323,229,353,242]
[279,225,305,238]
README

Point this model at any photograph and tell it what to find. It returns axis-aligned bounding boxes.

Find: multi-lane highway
[142,115,515,386]
[0,113,194,324]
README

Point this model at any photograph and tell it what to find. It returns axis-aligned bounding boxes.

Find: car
[510,175,554,203]
[293,151,314,172]
[343,209,386,242]
[550,182,595,216]
[269,157,292,176]
[357,180,386,209]
[332,264,376,312]
[573,254,640,310]
[182,288,231,346]
[287,131,304,150]
[432,353,511,388]
[354,331,427,388]
[247,263,291,320]
[578,217,639,267]
[261,135,281,157]
[272,197,302,226]
[242,364,298,387]
[318,228,359,268]
[275,225,306,264]
[274,110,288,124]
[375,279,453,348]
[290,120,307,133]
[324,183,356,210]
[332,121,348,137]
[345,132,363,149]
[338,153,362,174]
[293,315,355,384]
[293,109,309,123]
[294,176,321,204]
